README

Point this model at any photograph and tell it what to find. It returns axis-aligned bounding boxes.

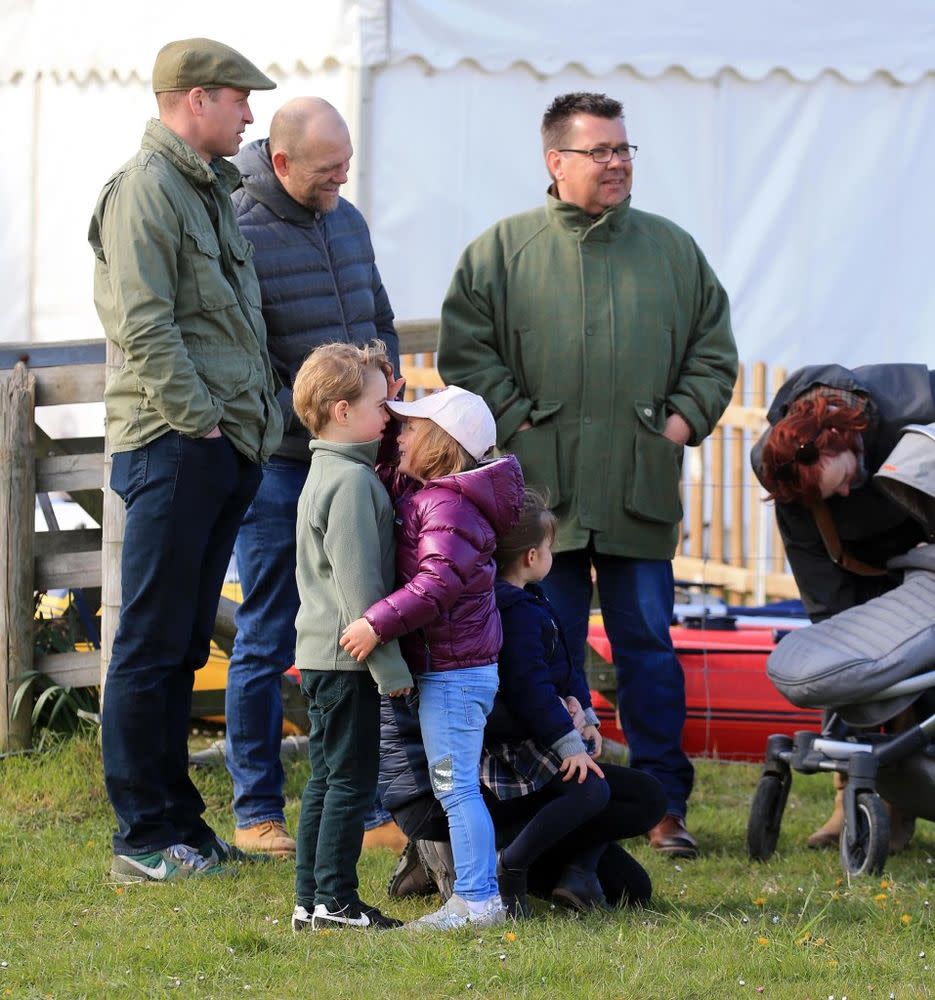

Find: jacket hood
[142,118,241,193]
[423,455,524,536]
[233,138,334,226]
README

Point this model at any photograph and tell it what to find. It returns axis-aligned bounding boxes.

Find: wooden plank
[728,366,745,604]
[397,320,440,355]
[35,549,102,590]
[709,427,725,563]
[33,365,105,407]
[747,363,768,605]
[673,555,752,593]
[36,452,105,494]
[0,338,105,370]
[400,363,444,391]
[101,340,126,689]
[34,427,103,525]
[34,528,102,558]
[0,363,37,751]
[688,444,704,559]
[34,649,100,688]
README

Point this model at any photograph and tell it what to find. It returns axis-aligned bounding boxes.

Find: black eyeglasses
[773,440,821,484]
[557,144,638,164]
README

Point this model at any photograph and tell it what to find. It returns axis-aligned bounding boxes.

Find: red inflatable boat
[587,617,823,761]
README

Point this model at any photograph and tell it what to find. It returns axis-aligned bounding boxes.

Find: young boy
[289,341,413,931]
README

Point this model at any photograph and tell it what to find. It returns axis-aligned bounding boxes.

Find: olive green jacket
[295,438,412,694]
[88,119,283,461]
[438,193,737,559]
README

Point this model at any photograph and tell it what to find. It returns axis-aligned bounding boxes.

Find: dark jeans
[540,545,695,817]
[102,431,261,855]
[225,456,306,828]
[295,671,380,911]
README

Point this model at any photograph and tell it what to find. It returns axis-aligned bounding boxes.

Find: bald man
[226,98,401,857]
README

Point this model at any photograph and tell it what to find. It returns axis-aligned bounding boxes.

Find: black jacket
[231,139,398,461]
[751,364,935,621]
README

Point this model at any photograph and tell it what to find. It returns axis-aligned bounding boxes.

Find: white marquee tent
[2,0,934,377]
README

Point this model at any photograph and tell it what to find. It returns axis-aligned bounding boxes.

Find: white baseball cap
[385,385,496,461]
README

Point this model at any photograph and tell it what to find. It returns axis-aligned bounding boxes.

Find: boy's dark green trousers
[295,670,381,910]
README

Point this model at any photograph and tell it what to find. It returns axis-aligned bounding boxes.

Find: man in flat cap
[88,37,284,883]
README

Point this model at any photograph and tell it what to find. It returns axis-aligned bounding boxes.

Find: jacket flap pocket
[187,228,221,258]
[530,400,563,423]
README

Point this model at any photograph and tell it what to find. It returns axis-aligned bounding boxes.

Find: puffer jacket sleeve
[92,169,222,437]
[363,492,486,642]
[497,597,580,750]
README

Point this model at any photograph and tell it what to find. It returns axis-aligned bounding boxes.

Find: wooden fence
[0,323,795,750]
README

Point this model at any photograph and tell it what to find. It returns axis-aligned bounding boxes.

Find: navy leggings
[493,762,666,874]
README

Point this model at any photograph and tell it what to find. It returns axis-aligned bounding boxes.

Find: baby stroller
[746,423,935,875]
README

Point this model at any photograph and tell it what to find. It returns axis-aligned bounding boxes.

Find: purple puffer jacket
[365,455,524,673]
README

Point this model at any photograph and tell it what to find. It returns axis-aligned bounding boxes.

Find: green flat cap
[152,37,276,93]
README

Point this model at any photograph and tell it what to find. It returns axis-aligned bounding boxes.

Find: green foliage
[1,739,933,998]
[13,592,101,748]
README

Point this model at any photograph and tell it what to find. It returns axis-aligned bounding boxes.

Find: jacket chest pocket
[181,228,239,313]
[228,234,264,310]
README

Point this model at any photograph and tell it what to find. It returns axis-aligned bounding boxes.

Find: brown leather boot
[646,815,699,858]
[806,773,845,849]
[362,820,408,853]
[233,819,296,858]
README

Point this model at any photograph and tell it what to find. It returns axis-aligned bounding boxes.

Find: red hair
[760,394,868,504]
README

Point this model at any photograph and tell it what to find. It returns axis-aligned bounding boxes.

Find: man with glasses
[438,91,737,858]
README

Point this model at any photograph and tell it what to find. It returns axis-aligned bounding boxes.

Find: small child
[485,488,665,915]
[289,341,413,933]
[341,386,524,931]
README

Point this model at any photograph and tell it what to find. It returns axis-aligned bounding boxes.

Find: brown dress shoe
[362,820,408,853]
[647,815,699,858]
[233,819,296,858]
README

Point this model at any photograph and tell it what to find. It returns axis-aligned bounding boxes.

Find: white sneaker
[405,893,507,931]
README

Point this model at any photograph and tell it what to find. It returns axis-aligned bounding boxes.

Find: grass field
[1,734,932,1000]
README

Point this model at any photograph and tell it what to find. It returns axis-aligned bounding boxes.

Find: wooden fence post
[100,341,125,690]
[0,363,37,751]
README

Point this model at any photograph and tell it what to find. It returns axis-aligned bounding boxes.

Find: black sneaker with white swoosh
[291,901,402,931]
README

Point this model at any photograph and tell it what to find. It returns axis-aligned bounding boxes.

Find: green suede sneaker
[110,843,224,884]
[195,833,258,866]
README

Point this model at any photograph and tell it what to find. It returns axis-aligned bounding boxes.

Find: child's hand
[386,374,406,401]
[387,686,412,698]
[340,618,379,662]
[563,695,586,733]
[559,751,605,784]
[582,724,603,758]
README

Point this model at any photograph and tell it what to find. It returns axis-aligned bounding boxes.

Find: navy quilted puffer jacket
[231,139,399,460]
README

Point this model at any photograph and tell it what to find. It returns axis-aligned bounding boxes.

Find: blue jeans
[540,547,694,818]
[225,457,306,828]
[417,666,499,903]
[102,431,261,854]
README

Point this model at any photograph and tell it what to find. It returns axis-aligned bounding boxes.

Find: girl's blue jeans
[417,665,499,902]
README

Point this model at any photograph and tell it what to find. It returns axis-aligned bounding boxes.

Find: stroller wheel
[746,772,791,861]
[840,792,890,877]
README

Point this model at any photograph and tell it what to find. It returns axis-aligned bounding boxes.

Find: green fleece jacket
[88,118,283,462]
[295,437,412,693]
[438,192,737,559]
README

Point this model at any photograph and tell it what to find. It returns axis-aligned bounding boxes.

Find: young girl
[341,385,524,930]
[484,489,666,916]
